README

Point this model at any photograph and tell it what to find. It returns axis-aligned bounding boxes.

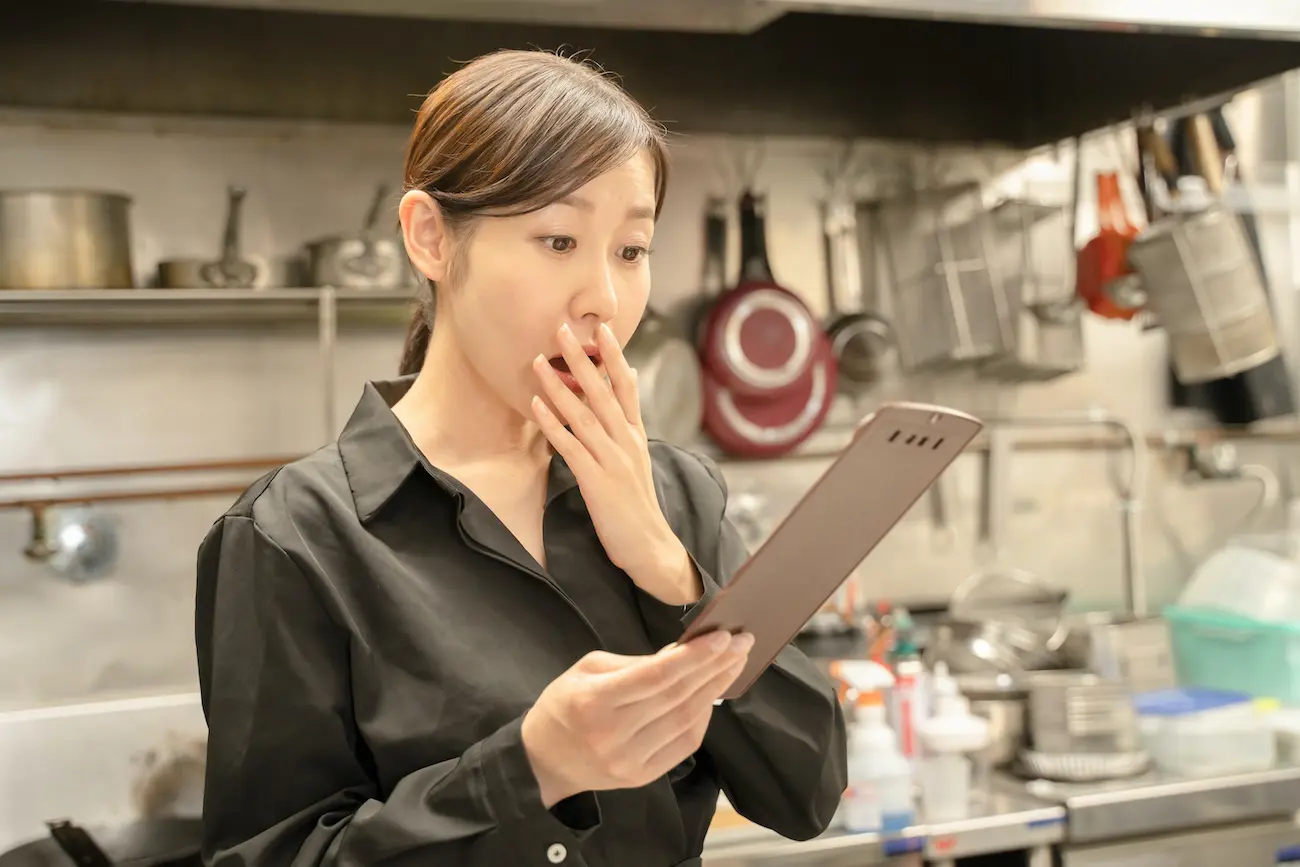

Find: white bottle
[916,663,990,822]
[844,694,916,834]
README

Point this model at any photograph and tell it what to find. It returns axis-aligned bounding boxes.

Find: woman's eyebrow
[557,193,654,221]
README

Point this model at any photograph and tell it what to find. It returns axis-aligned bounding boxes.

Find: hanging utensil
[1075,164,1144,321]
[1126,115,1282,385]
[821,197,896,392]
[699,335,837,459]
[981,143,1085,384]
[873,180,1016,372]
[698,189,820,398]
[677,195,731,347]
[1164,110,1296,423]
[698,185,838,459]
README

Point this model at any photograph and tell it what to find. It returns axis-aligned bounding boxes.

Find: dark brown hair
[398,49,671,376]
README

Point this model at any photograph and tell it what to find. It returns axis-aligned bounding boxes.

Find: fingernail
[730,634,755,656]
[559,323,572,337]
[600,322,614,339]
[534,353,547,366]
[704,631,733,653]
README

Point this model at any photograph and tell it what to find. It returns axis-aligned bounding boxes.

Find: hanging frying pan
[701,335,838,459]
[698,190,819,398]
[821,197,896,392]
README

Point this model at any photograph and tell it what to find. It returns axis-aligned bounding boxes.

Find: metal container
[981,197,1084,382]
[871,181,1016,373]
[1058,612,1175,694]
[1126,202,1280,384]
[0,190,135,289]
[957,672,1029,767]
[304,184,412,290]
[156,186,259,289]
[1026,671,1141,755]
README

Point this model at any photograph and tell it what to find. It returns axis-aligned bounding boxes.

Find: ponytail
[399,305,432,376]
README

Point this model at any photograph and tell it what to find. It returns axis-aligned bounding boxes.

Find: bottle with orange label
[831,660,915,834]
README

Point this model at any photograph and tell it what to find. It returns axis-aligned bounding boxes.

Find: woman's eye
[543,236,576,253]
[620,245,650,263]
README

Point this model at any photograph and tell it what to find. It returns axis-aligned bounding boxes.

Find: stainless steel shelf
[0,288,418,328]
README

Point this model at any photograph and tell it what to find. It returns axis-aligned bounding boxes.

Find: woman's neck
[392,326,548,467]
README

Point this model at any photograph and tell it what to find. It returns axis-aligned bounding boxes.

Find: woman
[195,49,847,867]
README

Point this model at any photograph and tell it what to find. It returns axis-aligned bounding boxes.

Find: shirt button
[546,843,567,863]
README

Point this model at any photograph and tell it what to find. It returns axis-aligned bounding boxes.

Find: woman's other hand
[531,322,699,604]
[521,630,755,806]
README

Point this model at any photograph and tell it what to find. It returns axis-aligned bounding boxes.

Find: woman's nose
[574,263,619,323]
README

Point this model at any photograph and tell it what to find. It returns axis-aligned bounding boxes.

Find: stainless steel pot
[305,184,412,290]
[156,186,259,289]
[956,672,1029,767]
[1025,670,1141,755]
[0,190,135,289]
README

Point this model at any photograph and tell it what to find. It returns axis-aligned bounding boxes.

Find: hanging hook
[734,138,766,190]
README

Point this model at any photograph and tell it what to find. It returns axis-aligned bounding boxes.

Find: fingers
[558,324,632,444]
[598,323,644,432]
[533,351,619,465]
[628,654,745,764]
[600,631,737,705]
[530,396,598,477]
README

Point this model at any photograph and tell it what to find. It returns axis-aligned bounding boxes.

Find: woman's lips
[548,347,601,395]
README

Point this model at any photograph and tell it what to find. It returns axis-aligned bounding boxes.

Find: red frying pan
[701,335,838,459]
[698,190,820,398]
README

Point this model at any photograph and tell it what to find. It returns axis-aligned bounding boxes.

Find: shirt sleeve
[195,514,601,867]
[632,447,849,842]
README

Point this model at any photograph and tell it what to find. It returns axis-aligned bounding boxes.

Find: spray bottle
[830,659,916,834]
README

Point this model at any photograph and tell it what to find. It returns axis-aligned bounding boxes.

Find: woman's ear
[399,190,453,283]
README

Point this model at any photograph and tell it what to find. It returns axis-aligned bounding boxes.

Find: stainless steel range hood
[765,0,1300,40]
[16,0,1300,145]
[107,0,786,33]
[112,0,1300,39]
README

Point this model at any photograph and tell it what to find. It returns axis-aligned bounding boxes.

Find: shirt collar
[337,375,580,523]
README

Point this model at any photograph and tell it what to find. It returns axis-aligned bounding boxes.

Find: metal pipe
[319,285,338,441]
[981,410,1149,617]
[0,485,249,511]
[0,456,295,484]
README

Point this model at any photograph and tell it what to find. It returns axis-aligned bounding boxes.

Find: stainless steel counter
[703,764,1300,865]
[702,787,1064,866]
[992,763,1300,844]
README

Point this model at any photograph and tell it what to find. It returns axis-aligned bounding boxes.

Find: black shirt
[194,376,848,867]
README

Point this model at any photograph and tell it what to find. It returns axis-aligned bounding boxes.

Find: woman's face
[426,151,657,419]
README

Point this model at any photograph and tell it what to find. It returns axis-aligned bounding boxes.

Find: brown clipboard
[683,402,983,700]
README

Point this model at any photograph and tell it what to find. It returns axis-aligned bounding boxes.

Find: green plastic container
[1164,604,1300,706]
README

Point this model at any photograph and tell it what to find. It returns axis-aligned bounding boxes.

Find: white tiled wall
[0,96,1297,719]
